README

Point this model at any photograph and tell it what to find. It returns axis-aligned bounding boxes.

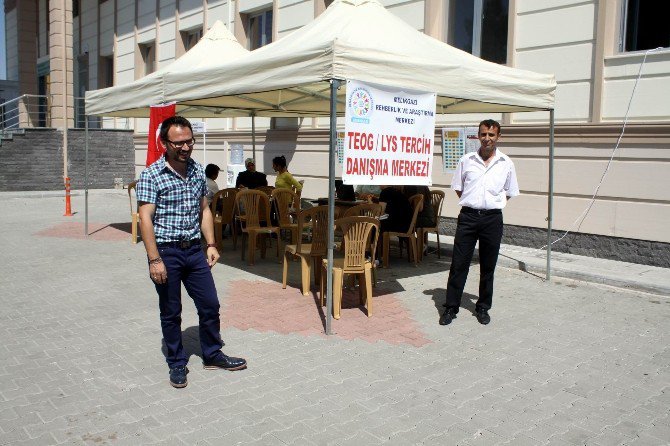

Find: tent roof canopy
[86,0,556,118]
[85,20,250,117]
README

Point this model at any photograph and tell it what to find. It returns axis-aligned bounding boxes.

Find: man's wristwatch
[206,243,217,248]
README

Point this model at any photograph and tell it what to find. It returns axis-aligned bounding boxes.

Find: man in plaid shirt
[137,116,246,388]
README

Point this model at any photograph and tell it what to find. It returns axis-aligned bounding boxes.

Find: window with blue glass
[447,0,509,64]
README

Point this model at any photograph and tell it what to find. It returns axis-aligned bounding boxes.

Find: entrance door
[38,74,50,127]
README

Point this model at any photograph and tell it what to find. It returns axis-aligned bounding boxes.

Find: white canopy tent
[89,1,555,117]
[85,0,557,334]
[85,20,251,118]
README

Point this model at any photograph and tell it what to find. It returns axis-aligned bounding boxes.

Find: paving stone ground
[0,190,668,446]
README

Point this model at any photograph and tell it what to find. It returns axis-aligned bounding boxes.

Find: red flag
[146,103,176,167]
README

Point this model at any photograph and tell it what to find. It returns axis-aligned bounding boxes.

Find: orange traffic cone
[64,177,73,216]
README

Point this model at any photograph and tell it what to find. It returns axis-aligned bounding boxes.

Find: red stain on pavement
[223,280,431,347]
[35,222,131,241]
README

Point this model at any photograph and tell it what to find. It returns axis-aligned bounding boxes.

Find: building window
[76,54,89,128]
[73,0,80,18]
[181,28,203,52]
[139,42,156,75]
[248,10,273,50]
[99,55,114,88]
[622,0,669,52]
[447,0,508,64]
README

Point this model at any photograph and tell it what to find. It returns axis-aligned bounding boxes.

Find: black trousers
[445,208,503,312]
[154,243,224,368]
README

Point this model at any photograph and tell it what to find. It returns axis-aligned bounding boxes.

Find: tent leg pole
[251,112,256,161]
[546,109,555,281]
[326,79,340,336]
[85,116,89,237]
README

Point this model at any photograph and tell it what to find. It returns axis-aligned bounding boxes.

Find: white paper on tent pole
[343,79,436,186]
[191,121,207,133]
[442,126,481,172]
[464,127,479,154]
[336,131,345,165]
[442,127,464,172]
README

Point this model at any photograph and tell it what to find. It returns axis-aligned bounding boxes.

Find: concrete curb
[496,254,670,296]
[0,189,126,199]
[426,235,670,297]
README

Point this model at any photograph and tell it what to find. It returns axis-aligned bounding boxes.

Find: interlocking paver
[623,433,670,446]
[524,421,570,443]
[337,429,385,445]
[581,427,629,445]
[0,426,30,445]
[560,425,599,445]
[0,190,669,446]
[644,422,670,443]
[12,432,58,446]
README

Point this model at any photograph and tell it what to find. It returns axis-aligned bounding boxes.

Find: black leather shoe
[439,308,458,326]
[169,366,189,388]
[203,354,247,371]
[476,309,491,325]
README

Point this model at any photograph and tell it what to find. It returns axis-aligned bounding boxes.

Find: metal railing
[74,96,100,129]
[0,94,52,131]
[0,94,131,132]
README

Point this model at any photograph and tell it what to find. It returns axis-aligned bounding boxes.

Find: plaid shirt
[136,156,207,243]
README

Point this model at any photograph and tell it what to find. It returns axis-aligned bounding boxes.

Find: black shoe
[439,308,458,326]
[169,366,189,388]
[203,354,247,371]
[476,308,491,325]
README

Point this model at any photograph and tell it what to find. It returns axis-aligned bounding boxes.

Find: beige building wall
[602,53,670,122]
[512,0,597,124]
[497,124,670,243]
[47,0,74,130]
[494,0,670,244]
[7,0,669,248]
[126,0,669,247]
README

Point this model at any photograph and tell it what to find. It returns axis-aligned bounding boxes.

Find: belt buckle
[476,209,484,215]
[180,240,190,249]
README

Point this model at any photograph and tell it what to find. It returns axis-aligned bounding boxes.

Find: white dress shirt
[206,177,219,204]
[451,149,519,210]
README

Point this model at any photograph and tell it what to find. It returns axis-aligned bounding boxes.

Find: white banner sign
[343,80,436,186]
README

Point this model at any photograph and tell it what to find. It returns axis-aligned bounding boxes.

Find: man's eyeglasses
[166,138,196,149]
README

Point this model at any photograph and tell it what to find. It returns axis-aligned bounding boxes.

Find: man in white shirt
[440,119,519,326]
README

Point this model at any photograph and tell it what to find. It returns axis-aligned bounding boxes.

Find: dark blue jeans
[154,244,224,368]
[445,209,503,312]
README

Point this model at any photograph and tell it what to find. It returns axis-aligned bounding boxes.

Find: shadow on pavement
[213,232,455,298]
[108,222,133,235]
[161,326,224,364]
[426,288,479,319]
